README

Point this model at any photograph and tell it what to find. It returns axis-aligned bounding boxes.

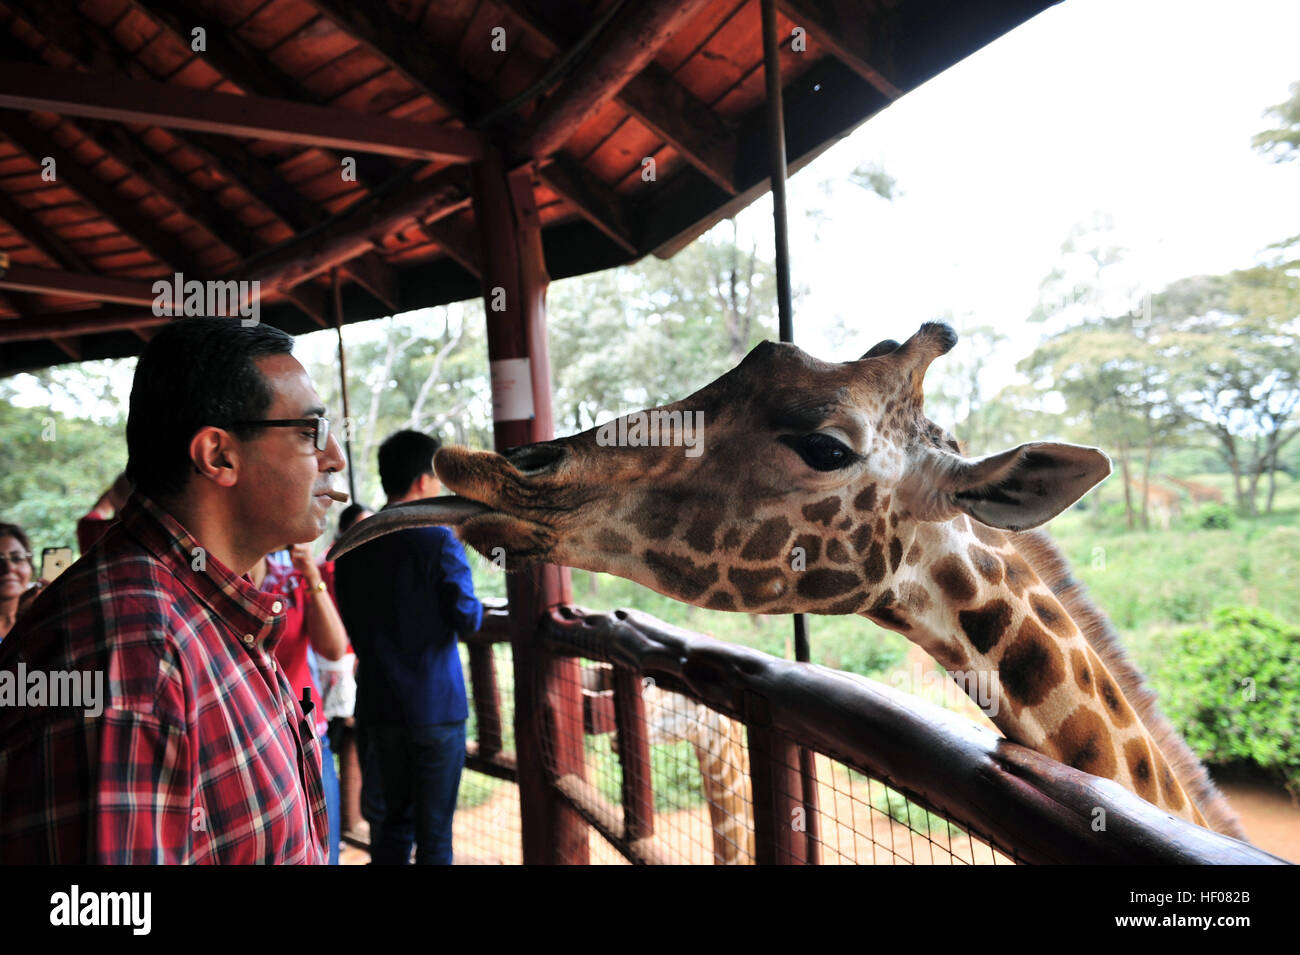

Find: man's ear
[898,442,1111,531]
[190,427,239,489]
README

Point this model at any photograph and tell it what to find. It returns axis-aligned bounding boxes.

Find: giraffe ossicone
[332,321,1245,840]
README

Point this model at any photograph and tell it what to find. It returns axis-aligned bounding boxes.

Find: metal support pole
[761,0,819,864]
[331,267,357,504]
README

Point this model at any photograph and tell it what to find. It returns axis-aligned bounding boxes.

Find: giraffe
[1163,475,1225,506]
[1126,477,1182,530]
[640,682,754,864]
[335,322,1245,841]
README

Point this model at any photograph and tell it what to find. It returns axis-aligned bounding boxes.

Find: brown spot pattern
[889,537,903,573]
[862,541,887,584]
[826,539,850,564]
[644,550,718,601]
[1070,648,1094,695]
[630,492,682,540]
[967,545,1003,584]
[791,534,821,565]
[706,590,736,611]
[849,523,873,554]
[728,566,784,606]
[905,543,922,566]
[853,484,877,511]
[837,517,854,531]
[801,496,841,526]
[971,522,1006,548]
[1095,664,1135,729]
[929,642,970,671]
[823,594,867,614]
[1124,738,1158,802]
[1002,552,1035,596]
[683,510,723,554]
[1156,757,1185,811]
[797,568,861,600]
[740,517,793,561]
[1052,706,1118,779]
[958,600,1013,654]
[998,619,1066,712]
[1031,595,1071,638]
[930,555,977,603]
[595,529,632,555]
[898,582,931,615]
[721,527,741,550]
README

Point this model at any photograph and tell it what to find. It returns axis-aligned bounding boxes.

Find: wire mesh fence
[537,655,1010,865]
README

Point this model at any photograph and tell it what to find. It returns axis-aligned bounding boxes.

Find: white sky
[737,0,1300,379]
[9,0,1300,418]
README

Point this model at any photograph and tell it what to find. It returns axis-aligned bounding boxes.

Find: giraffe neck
[688,712,754,865]
[878,517,1230,833]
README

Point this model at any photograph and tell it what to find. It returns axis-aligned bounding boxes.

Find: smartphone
[41,546,74,581]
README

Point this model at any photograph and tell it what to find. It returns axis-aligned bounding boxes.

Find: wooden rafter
[0,112,204,276]
[775,0,903,99]
[514,0,717,163]
[538,154,637,254]
[0,264,158,305]
[499,0,738,194]
[0,61,486,163]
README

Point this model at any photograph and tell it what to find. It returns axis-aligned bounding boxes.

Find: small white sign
[490,357,535,422]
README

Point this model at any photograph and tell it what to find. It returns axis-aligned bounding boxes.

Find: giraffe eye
[795,433,855,472]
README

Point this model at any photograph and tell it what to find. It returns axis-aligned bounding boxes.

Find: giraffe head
[434,322,1110,614]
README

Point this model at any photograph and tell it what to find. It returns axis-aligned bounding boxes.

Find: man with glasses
[0,317,345,863]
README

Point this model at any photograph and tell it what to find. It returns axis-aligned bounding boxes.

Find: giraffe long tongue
[326,496,493,560]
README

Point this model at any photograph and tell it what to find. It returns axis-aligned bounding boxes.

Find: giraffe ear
[905,442,1111,531]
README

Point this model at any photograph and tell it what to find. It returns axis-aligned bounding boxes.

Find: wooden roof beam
[775,0,903,100]
[538,155,637,255]
[514,0,716,163]
[303,0,490,122]
[0,263,158,305]
[343,250,399,311]
[0,112,204,275]
[5,0,323,238]
[499,0,737,193]
[0,61,486,163]
[0,188,91,272]
[243,168,471,295]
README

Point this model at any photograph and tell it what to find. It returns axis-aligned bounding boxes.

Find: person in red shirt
[253,543,348,863]
[0,317,346,863]
[76,472,132,555]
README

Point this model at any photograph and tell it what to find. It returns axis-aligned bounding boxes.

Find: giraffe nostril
[505,442,567,474]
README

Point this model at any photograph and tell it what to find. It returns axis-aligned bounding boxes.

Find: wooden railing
[458,601,1285,865]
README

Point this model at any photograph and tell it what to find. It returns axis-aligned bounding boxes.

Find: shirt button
[242,634,255,646]
[270,659,277,672]
[271,600,283,614]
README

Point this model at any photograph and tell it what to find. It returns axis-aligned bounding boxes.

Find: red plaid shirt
[0,493,327,864]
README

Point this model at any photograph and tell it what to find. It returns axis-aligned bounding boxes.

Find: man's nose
[321,431,347,472]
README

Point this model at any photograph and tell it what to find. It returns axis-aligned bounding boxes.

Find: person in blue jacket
[334,430,483,865]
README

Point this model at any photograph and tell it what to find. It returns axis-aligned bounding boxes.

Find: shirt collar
[118,492,286,650]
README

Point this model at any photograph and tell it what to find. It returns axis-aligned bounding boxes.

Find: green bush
[1195,502,1236,530]
[1151,606,1300,797]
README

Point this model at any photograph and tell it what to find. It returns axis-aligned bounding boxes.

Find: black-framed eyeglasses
[228,416,331,451]
[0,550,32,568]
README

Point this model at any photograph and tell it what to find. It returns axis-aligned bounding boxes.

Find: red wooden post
[612,668,655,842]
[467,643,502,759]
[470,147,587,864]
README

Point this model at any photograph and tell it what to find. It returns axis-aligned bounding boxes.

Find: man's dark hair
[336,502,371,537]
[378,430,441,498]
[126,318,295,500]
